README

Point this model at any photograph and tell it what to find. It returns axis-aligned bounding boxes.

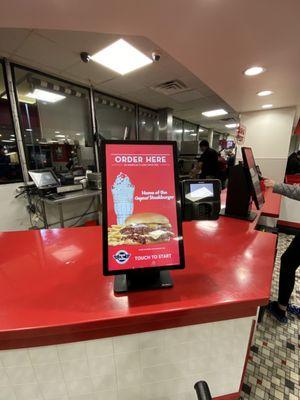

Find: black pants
[278,234,300,306]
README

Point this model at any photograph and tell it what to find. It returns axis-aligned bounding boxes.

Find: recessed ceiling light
[198,128,204,132]
[26,89,66,103]
[225,123,239,128]
[262,104,273,109]
[202,109,228,117]
[91,39,153,75]
[76,133,81,136]
[55,134,65,138]
[257,90,273,97]
[10,134,15,137]
[244,66,265,76]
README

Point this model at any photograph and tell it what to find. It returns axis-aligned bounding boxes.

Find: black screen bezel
[101,140,185,276]
[241,147,265,210]
[28,169,60,189]
[183,179,221,203]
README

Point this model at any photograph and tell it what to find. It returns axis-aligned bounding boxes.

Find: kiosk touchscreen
[181,179,221,220]
[101,140,184,293]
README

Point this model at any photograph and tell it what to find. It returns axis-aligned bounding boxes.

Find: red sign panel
[103,142,184,273]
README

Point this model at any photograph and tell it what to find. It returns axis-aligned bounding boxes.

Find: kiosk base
[114,270,173,293]
[220,208,257,222]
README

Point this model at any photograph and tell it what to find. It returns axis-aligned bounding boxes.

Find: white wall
[239,107,296,182]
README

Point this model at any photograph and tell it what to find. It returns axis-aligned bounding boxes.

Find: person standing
[190,140,219,179]
[265,179,300,323]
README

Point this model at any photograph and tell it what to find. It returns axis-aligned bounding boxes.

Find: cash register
[28,169,83,198]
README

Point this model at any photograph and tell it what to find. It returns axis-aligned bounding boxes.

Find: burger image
[120,213,174,245]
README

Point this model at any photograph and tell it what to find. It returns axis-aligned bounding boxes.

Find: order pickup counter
[0,189,281,400]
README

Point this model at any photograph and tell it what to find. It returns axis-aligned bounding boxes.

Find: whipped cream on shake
[112,173,135,224]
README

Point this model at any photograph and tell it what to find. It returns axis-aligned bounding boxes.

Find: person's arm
[190,161,202,178]
[265,179,300,201]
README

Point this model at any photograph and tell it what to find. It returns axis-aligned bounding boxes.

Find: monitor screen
[102,141,184,275]
[241,147,265,209]
[186,182,214,202]
[28,170,59,189]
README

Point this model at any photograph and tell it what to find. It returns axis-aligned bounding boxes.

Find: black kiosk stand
[220,147,265,221]
[220,164,257,221]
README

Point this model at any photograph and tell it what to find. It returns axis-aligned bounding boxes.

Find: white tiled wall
[0,317,253,400]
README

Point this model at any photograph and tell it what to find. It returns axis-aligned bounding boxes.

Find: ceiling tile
[0,28,31,56]
[65,61,117,85]
[169,90,204,103]
[35,30,120,55]
[14,32,78,71]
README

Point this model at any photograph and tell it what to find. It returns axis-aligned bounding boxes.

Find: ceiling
[0,29,238,134]
[0,0,299,126]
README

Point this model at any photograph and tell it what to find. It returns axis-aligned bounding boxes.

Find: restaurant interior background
[0,27,299,231]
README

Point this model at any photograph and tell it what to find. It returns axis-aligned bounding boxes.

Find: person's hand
[264,179,275,188]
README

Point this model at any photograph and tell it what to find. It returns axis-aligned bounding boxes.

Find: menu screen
[103,142,183,273]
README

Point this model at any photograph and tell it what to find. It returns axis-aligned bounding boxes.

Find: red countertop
[0,189,280,349]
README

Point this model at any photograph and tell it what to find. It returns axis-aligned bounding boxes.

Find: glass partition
[94,93,136,140]
[138,107,159,140]
[183,121,198,141]
[171,118,183,150]
[0,62,22,183]
[13,66,95,173]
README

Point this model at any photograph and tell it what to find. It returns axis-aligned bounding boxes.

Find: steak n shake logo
[113,250,131,265]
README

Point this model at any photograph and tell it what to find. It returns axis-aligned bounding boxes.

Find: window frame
[0,59,23,184]
[11,62,97,173]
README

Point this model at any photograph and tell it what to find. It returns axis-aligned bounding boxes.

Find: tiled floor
[241,234,300,400]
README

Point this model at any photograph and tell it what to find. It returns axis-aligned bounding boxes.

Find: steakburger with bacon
[120,213,174,244]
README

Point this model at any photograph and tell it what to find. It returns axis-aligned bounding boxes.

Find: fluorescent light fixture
[25,128,32,132]
[55,131,60,134]
[174,129,183,133]
[76,133,81,136]
[55,134,65,138]
[91,39,153,75]
[225,123,239,128]
[26,89,66,103]
[262,104,273,109]
[2,94,36,104]
[190,133,197,136]
[198,128,204,132]
[257,90,273,97]
[10,134,15,137]
[202,109,228,117]
[2,139,13,143]
[244,66,265,76]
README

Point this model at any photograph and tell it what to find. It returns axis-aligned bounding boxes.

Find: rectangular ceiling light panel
[26,89,66,103]
[91,39,153,75]
[202,109,228,117]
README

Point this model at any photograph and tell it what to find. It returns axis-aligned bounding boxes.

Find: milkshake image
[112,173,135,224]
